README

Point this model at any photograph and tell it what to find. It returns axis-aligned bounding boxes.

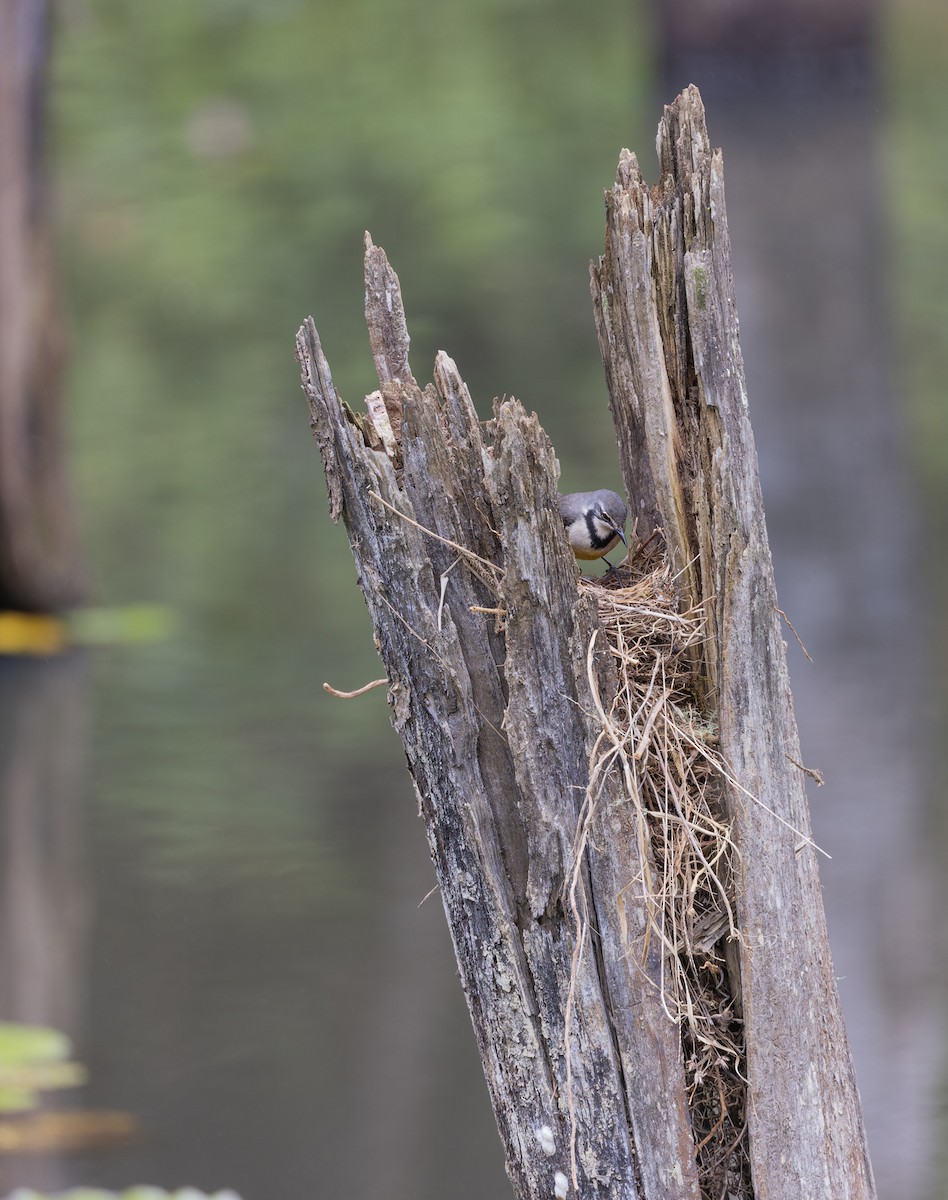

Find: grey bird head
[558,488,628,562]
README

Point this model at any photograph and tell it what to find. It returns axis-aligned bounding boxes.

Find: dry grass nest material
[576,539,750,1196]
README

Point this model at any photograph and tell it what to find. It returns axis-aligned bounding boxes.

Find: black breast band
[585,510,613,551]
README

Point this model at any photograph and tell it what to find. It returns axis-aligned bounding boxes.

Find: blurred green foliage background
[53,0,645,837]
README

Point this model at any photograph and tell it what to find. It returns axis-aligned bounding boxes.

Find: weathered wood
[298,86,874,1200]
[298,247,699,1196]
[591,86,875,1198]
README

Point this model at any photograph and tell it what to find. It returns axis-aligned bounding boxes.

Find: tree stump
[297,86,875,1200]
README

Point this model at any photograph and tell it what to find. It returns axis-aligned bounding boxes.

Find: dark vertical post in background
[0,0,83,611]
[657,0,878,93]
[657,5,938,1198]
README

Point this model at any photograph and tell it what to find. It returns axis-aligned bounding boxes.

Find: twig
[774,605,813,663]
[323,678,388,699]
[437,556,461,632]
[785,754,824,787]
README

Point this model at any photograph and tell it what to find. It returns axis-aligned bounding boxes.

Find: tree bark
[297,87,874,1200]
[0,0,83,611]
[590,86,875,1199]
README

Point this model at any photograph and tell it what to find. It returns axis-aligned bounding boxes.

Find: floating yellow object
[0,606,176,656]
[0,613,66,655]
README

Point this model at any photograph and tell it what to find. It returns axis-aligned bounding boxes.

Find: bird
[558,488,628,567]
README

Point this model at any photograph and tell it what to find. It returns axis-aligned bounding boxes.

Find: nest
[577,539,751,1199]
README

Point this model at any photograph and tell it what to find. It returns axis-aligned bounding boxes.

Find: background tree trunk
[298,88,874,1199]
[656,0,878,96]
[0,0,83,611]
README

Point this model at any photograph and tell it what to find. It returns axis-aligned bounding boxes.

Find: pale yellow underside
[568,529,620,560]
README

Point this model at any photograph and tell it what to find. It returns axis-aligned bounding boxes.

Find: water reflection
[0,656,91,1197]
[0,658,91,1040]
[0,638,505,1199]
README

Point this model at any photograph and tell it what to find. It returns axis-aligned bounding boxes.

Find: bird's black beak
[604,517,627,547]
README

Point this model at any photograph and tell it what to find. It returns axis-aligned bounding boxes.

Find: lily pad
[0,1025,70,1066]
